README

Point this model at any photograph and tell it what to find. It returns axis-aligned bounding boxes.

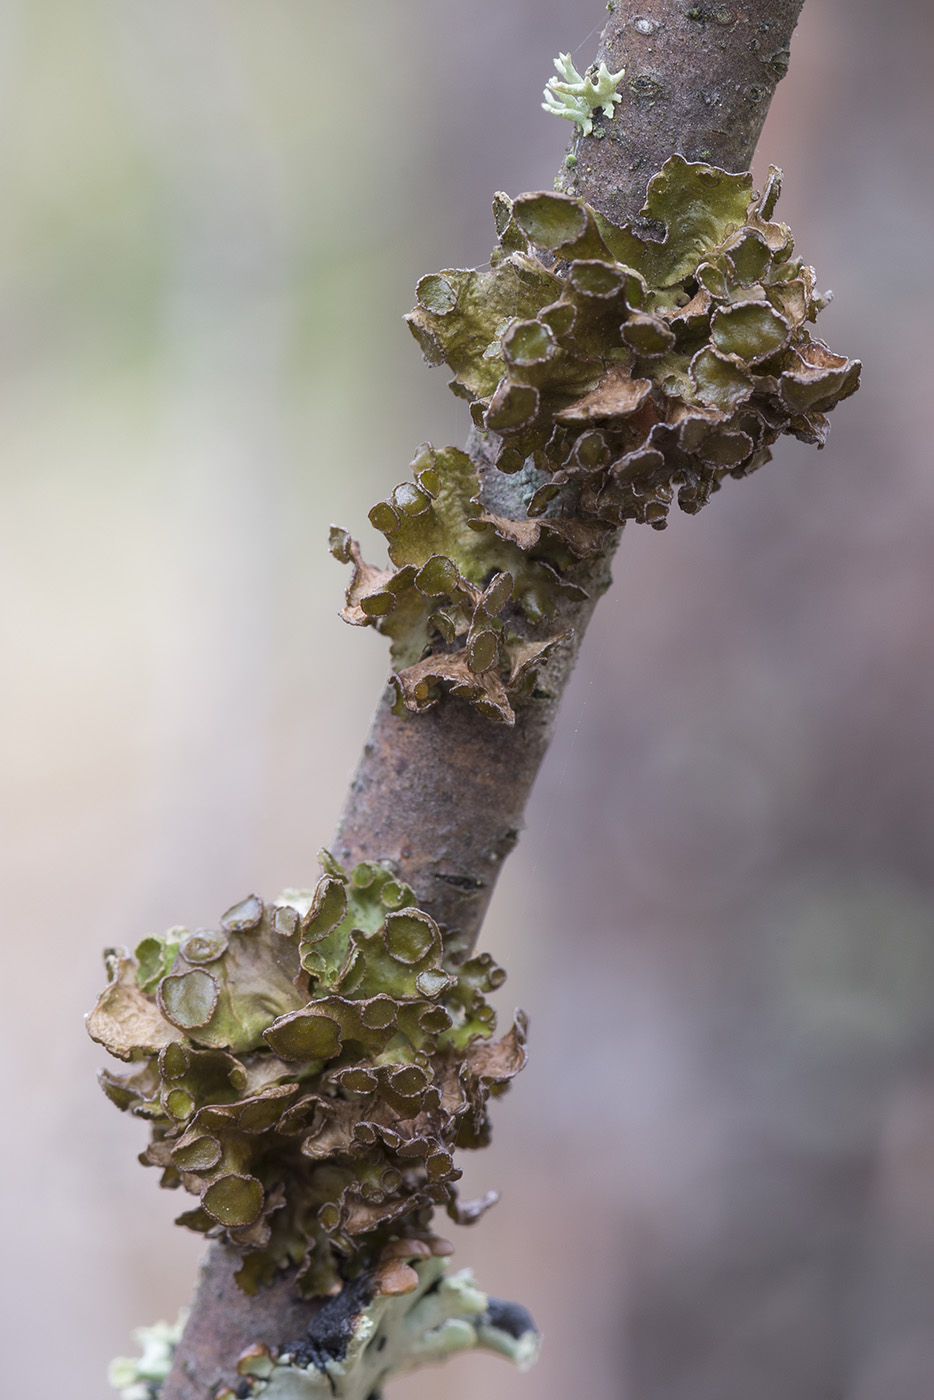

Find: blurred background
[1,0,932,1395]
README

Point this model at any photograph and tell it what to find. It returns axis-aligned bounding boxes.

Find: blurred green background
[2,1,934,1396]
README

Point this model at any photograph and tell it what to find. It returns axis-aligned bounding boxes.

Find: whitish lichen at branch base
[109,1315,187,1400]
[335,158,859,728]
[109,1260,539,1400]
[87,855,526,1298]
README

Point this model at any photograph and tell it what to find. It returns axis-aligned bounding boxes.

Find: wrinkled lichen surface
[110,1260,538,1400]
[88,856,525,1297]
[337,157,859,724]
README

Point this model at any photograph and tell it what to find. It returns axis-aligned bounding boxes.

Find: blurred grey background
[1,1,932,1396]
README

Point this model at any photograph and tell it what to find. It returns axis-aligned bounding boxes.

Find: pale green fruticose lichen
[542,52,625,135]
[110,1260,539,1400]
[109,1315,187,1400]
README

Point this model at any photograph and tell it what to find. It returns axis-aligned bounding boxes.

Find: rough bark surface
[162,4,804,1395]
[562,0,805,223]
[165,1249,322,1399]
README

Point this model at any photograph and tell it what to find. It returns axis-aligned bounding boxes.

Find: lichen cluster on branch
[336,158,858,726]
[88,855,525,1299]
[111,1260,538,1400]
[92,115,857,1395]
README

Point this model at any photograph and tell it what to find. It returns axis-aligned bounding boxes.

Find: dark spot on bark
[762,48,790,77]
[629,72,664,100]
[433,872,485,891]
[685,4,733,25]
[745,83,765,102]
[286,1274,375,1371]
[482,1297,538,1340]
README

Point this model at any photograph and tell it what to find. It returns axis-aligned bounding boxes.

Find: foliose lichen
[331,442,592,724]
[88,856,526,1297]
[542,52,626,135]
[336,158,858,727]
[110,1260,538,1400]
[407,156,860,530]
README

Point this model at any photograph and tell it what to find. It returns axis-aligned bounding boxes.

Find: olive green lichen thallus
[334,160,858,728]
[87,857,526,1297]
[330,443,585,724]
[407,156,860,530]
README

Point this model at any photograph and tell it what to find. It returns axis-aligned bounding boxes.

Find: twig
[157,4,806,1394]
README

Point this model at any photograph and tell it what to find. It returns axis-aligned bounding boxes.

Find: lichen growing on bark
[94,99,856,1390]
[408,157,860,528]
[331,443,585,723]
[541,52,626,135]
[335,158,858,730]
[109,1260,538,1400]
[88,857,526,1297]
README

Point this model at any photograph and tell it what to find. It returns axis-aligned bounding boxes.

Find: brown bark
[563,0,805,225]
[334,528,615,943]
[162,3,804,1395]
[163,1248,325,1398]
[336,0,806,948]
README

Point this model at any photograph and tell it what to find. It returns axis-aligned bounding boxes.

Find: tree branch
[567,0,805,224]
[335,0,805,951]
[160,4,805,1395]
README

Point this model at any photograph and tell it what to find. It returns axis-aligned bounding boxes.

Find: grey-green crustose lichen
[110,1260,538,1400]
[407,157,860,524]
[88,855,526,1298]
[335,159,858,728]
